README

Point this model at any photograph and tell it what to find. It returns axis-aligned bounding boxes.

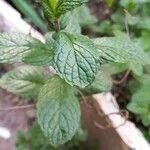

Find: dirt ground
[0,88,35,150]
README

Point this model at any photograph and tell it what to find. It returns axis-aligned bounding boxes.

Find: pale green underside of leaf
[0,65,48,98]
[94,37,150,65]
[0,33,53,66]
[83,69,112,95]
[53,32,98,88]
[37,76,80,146]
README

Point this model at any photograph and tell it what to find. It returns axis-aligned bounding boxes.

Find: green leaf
[37,76,80,146]
[126,13,150,30]
[102,63,128,75]
[0,33,53,66]
[82,69,112,95]
[60,12,81,33]
[105,0,113,7]
[56,0,87,17]
[22,44,53,66]
[137,31,150,50]
[93,37,149,65]
[127,82,150,126]
[53,32,98,88]
[41,0,86,23]
[130,63,143,76]
[40,0,56,24]
[0,66,48,98]
[45,32,55,49]
[74,5,97,26]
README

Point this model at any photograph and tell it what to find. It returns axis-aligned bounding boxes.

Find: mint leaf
[127,83,150,126]
[75,5,97,26]
[22,44,53,66]
[41,0,86,23]
[0,33,53,66]
[60,12,81,33]
[0,66,48,98]
[130,63,143,76]
[45,32,55,48]
[102,63,128,75]
[37,76,80,146]
[82,69,112,95]
[53,32,98,88]
[137,31,150,50]
[56,0,87,17]
[94,37,149,65]
[40,0,56,24]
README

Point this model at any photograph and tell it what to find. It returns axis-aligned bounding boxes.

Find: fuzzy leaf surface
[37,76,80,145]
[94,37,149,65]
[83,69,112,95]
[53,32,98,88]
[56,0,87,17]
[127,82,150,126]
[0,33,53,66]
[0,66,48,98]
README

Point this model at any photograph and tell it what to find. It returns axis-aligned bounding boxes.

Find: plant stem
[54,19,60,32]
[0,104,35,111]
[112,68,131,85]
[124,9,130,38]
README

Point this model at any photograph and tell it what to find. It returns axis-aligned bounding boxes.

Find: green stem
[54,19,60,32]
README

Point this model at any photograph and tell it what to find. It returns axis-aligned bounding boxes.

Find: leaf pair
[41,0,87,23]
[0,32,98,88]
[0,65,81,146]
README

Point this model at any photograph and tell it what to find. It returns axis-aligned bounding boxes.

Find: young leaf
[0,66,48,98]
[0,33,53,66]
[93,37,150,65]
[37,76,80,146]
[41,0,86,23]
[53,32,98,88]
[56,0,87,17]
[60,12,81,33]
[40,0,56,24]
[82,69,112,95]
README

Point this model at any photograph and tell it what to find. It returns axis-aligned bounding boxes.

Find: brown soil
[0,89,35,150]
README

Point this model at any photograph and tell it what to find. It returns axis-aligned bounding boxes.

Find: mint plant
[0,0,149,146]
